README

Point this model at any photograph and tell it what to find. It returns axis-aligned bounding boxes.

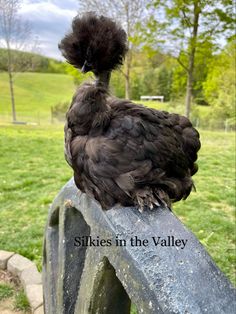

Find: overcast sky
[19,0,80,60]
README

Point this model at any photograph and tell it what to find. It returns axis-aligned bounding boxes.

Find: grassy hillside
[0,71,213,125]
[0,48,67,73]
[0,125,235,285]
[0,72,75,122]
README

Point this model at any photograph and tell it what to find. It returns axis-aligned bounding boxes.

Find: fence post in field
[43,178,236,314]
[37,112,40,125]
[50,107,53,124]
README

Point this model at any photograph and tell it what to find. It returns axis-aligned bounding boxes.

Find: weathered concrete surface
[20,265,42,289]
[43,178,236,314]
[7,254,34,277]
[34,305,44,314]
[25,284,43,310]
[0,250,15,270]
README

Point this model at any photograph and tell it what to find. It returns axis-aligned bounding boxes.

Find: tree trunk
[6,43,16,122]
[124,3,131,100]
[8,70,16,122]
[185,0,200,118]
[125,54,131,99]
[185,71,193,118]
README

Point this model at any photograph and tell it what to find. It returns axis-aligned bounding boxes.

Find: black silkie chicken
[59,13,201,211]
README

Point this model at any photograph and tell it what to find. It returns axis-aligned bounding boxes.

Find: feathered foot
[135,188,169,213]
[154,188,172,210]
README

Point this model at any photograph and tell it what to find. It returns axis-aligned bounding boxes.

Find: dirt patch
[0,270,30,314]
[0,270,19,286]
[0,297,20,314]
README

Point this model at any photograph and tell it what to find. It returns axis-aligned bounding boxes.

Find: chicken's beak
[81,60,90,73]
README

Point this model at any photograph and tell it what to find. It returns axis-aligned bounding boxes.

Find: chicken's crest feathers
[59,12,128,73]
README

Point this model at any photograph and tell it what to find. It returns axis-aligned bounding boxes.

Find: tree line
[0,0,235,124]
[80,0,235,118]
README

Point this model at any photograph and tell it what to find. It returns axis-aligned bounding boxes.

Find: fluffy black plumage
[61,13,201,211]
[59,12,128,74]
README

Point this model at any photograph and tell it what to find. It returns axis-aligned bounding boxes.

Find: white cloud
[20,1,77,20]
[17,0,79,59]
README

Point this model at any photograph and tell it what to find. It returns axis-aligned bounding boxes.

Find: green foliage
[0,48,67,74]
[14,289,30,311]
[65,63,95,86]
[0,283,14,301]
[110,70,126,98]
[152,0,235,41]
[193,40,215,101]
[131,303,138,314]
[171,63,187,98]
[203,41,235,125]
[168,39,215,103]
[130,69,143,100]
[0,0,234,121]
[51,101,70,121]
[47,59,67,74]
[157,67,172,101]
[145,0,235,117]
[141,67,159,96]
[65,63,85,85]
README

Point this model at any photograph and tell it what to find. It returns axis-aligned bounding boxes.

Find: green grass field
[0,72,75,121]
[0,72,211,124]
[0,125,235,286]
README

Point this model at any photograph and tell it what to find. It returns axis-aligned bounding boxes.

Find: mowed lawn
[0,72,211,123]
[0,125,235,285]
[0,72,75,121]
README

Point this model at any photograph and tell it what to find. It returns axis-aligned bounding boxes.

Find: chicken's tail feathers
[59,12,128,73]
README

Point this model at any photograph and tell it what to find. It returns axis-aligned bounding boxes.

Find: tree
[203,41,235,121]
[170,39,214,102]
[65,63,92,85]
[157,67,172,101]
[150,0,235,117]
[79,0,150,99]
[0,0,37,122]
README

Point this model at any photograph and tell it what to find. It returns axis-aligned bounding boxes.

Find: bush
[51,102,70,122]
